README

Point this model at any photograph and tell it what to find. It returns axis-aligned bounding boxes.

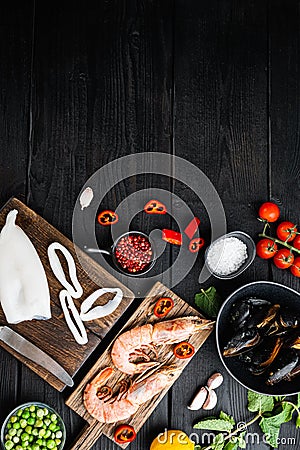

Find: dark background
[0,1,300,449]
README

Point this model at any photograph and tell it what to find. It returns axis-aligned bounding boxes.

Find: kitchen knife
[0,326,74,387]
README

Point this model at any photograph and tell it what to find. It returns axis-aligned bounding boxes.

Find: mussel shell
[223,327,261,357]
[266,349,299,385]
[247,298,271,308]
[279,308,300,328]
[248,304,280,329]
[230,300,251,329]
[247,336,283,375]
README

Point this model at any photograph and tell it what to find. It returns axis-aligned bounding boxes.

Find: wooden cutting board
[66,281,214,449]
[0,197,135,391]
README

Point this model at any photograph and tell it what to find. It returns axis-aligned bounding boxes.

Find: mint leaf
[194,418,234,433]
[224,442,238,450]
[212,433,225,450]
[219,411,235,426]
[195,287,222,318]
[237,431,246,449]
[259,420,280,448]
[247,390,274,413]
[259,403,294,448]
[296,413,300,429]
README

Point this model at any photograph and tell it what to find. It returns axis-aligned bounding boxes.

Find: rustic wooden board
[0,197,135,391]
[66,281,214,449]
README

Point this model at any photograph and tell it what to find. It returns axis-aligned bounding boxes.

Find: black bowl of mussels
[216,281,300,396]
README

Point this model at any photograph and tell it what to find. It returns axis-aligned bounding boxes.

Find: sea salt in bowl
[205,231,256,280]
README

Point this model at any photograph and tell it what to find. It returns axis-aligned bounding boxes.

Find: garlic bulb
[79,187,94,210]
[188,386,208,410]
[0,209,51,324]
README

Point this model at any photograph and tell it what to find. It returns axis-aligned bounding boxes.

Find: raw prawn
[111,316,214,375]
[83,365,178,423]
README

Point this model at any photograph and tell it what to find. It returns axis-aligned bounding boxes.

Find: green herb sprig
[193,391,300,449]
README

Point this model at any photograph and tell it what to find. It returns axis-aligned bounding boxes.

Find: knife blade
[0,326,74,387]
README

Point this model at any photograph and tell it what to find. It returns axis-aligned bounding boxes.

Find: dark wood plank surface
[1,1,300,449]
[0,197,134,391]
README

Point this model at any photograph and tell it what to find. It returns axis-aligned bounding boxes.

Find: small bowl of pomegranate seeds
[112,231,155,276]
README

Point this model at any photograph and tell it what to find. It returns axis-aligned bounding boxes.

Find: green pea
[8,428,17,437]
[13,436,20,443]
[35,420,43,428]
[46,440,56,449]
[55,439,61,446]
[32,428,39,436]
[44,419,50,427]
[10,415,18,423]
[17,409,23,417]
[44,431,51,439]
[21,432,30,441]
[21,441,29,448]
[29,406,35,413]
[22,411,30,419]
[55,431,62,439]
[20,419,27,428]
[25,426,32,434]
[7,423,12,429]
[16,446,23,450]
[27,418,35,426]
[36,409,44,419]
[5,441,14,450]
[50,415,56,423]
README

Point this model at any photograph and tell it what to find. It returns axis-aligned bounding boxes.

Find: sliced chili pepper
[153,297,174,318]
[97,210,119,226]
[144,199,167,214]
[162,229,182,245]
[114,424,136,444]
[173,342,195,359]
[184,217,200,239]
[189,237,205,253]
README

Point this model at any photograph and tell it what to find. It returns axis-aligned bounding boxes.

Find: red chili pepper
[189,237,205,253]
[173,342,195,359]
[184,217,200,239]
[97,210,119,226]
[153,297,174,318]
[162,229,182,245]
[114,424,136,444]
[144,199,167,214]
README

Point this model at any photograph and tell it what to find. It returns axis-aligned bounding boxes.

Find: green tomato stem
[259,233,300,255]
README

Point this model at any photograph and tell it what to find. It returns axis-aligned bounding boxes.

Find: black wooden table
[1,1,300,449]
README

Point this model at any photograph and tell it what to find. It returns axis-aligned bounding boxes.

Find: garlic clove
[80,187,94,210]
[203,389,217,410]
[187,386,208,410]
[207,372,224,390]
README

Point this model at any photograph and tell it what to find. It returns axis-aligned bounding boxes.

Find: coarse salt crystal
[206,236,248,276]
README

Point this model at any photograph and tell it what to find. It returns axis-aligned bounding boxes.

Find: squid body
[0,209,51,324]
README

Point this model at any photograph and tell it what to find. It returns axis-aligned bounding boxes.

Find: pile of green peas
[3,405,64,450]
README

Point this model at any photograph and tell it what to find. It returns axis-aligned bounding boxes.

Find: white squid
[0,209,51,324]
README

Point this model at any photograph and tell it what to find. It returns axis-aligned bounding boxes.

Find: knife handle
[68,421,105,450]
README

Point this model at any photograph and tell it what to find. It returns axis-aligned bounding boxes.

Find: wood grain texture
[0,198,134,391]
[0,0,33,423]
[66,282,213,449]
[172,1,270,449]
[269,1,300,447]
[28,1,174,448]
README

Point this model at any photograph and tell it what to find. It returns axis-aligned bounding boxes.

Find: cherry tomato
[256,239,278,259]
[258,202,280,222]
[292,235,300,250]
[173,342,195,359]
[273,249,294,269]
[276,221,297,242]
[290,257,300,277]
